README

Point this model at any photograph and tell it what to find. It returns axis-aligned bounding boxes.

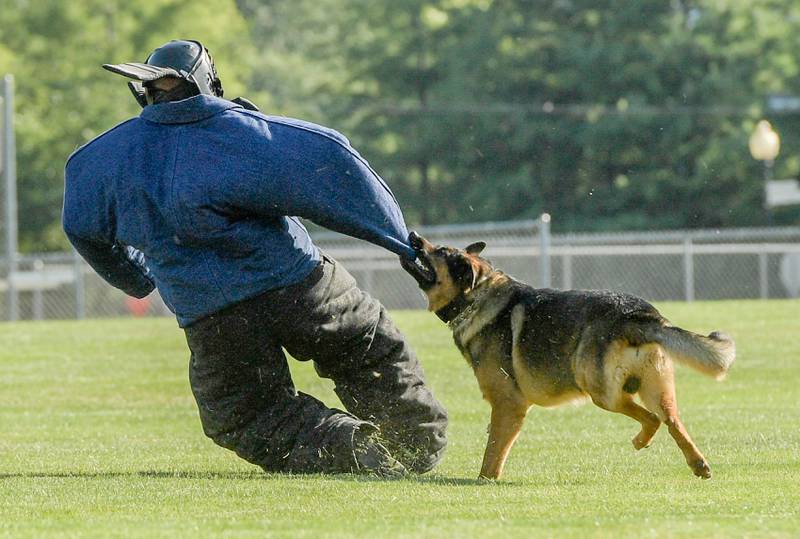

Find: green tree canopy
[242,0,800,230]
[0,0,255,251]
[1,0,799,252]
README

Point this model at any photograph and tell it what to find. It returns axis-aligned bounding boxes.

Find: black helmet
[103,39,223,107]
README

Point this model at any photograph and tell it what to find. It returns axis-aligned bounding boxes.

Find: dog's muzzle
[409,231,425,251]
[401,231,436,288]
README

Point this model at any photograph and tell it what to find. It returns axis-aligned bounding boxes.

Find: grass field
[1,300,798,538]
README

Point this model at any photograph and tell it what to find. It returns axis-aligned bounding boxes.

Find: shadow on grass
[323,474,498,486]
[0,470,265,480]
[0,470,512,486]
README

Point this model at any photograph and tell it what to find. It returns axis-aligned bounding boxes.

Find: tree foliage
[241,0,800,230]
[1,0,799,251]
[0,0,254,251]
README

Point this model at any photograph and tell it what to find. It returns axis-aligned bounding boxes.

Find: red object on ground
[125,295,151,317]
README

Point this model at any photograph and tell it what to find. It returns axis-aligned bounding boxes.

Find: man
[62,39,447,476]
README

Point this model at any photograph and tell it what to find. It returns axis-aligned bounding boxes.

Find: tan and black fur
[401,233,735,480]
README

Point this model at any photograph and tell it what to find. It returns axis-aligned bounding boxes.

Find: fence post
[758,251,769,299]
[73,249,86,319]
[562,248,572,290]
[3,75,19,321]
[363,264,374,294]
[32,259,44,320]
[538,213,551,288]
[683,236,694,302]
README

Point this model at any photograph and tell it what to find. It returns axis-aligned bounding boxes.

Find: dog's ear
[465,242,486,255]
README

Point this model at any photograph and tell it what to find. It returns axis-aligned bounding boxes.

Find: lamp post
[749,119,781,225]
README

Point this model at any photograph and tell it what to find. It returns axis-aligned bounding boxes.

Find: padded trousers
[183,254,448,474]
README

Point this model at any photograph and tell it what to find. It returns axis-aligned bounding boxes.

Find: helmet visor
[102,62,182,82]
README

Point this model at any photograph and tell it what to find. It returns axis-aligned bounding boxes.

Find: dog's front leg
[479,402,527,480]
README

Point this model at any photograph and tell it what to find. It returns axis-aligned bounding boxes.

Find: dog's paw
[632,434,652,451]
[691,459,712,479]
[477,475,499,484]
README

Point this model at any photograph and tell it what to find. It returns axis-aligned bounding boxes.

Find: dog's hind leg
[591,343,661,450]
[657,395,711,479]
[618,398,662,450]
[637,345,711,479]
[589,392,661,450]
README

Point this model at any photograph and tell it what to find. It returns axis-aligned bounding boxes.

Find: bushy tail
[649,326,736,380]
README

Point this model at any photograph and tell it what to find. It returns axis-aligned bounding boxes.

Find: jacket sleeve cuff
[68,235,156,298]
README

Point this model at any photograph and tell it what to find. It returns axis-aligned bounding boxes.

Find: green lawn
[1,300,798,538]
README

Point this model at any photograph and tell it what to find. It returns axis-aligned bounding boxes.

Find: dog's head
[401,231,492,312]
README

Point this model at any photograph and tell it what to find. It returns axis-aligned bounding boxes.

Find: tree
[0,0,255,251]
[3,0,800,252]
[243,0,800,230]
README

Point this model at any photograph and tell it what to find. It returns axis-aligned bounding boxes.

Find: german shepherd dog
[401,232,735,480]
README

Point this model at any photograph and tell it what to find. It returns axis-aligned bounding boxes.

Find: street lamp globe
[749,120,781,161]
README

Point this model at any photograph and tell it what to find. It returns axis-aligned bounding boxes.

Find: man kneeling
[63,39,447,476]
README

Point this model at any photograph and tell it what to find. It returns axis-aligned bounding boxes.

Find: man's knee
[190,379,268,449]
[317,309,449,473]
[193,384,394,474]
[394,423,448,474]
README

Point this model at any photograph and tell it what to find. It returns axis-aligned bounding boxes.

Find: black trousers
[184,254,448,474]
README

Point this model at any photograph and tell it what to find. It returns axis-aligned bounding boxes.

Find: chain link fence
[314,221,800,307]
[550,227,800,301]
[1,219,799,321]
[312,218,552,309]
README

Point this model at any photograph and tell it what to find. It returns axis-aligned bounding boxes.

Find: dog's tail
[646,325,736,380]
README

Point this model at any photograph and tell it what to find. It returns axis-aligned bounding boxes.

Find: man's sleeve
[226,123,417,259]
[63,161,156,298]
[66,235,156,298]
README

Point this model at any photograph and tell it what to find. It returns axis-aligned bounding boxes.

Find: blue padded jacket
[63,95,415,326]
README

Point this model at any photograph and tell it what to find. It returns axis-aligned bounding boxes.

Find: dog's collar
[435,279,492,325]
[435,294,470,323]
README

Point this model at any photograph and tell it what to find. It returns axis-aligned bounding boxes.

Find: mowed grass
[1,300,798,538]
